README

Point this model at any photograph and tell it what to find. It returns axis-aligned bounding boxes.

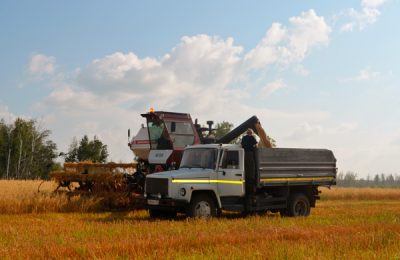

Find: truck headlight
[180,188,186,196]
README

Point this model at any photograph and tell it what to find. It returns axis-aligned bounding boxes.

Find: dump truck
[138,143,336,218]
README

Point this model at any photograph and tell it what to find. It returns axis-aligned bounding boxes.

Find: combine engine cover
[129,125,150,160]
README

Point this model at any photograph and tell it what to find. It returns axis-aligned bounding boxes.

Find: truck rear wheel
[285,193,310,217]
[188,194,217,218]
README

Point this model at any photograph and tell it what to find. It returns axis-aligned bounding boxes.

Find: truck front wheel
[284,193,311,217]
[188,194,217,218]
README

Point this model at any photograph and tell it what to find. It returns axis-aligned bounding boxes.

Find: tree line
[337,171,400,188]
[0,118,109,179]
[2,117,397,185]
[0,118,58,179]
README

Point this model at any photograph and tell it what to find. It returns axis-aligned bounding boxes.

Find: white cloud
[340,23,355,32]
[340,0,386,32]
[391,136,400,146]
[260,79,286,96]
[362,0,385,8]
[355,68,381,81]
[245,10,331,69]
[36,86,139,162]
[0,105,18,123]
[341,68,381,82]
[285,122,324,142]
[293,64,310,76]
[330,122,358,134]
[78,35,242,98]
[28,53,56,77]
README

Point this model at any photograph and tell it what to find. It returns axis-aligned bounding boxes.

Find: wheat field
[1,180,400,259]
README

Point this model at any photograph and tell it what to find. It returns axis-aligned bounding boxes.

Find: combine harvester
[49,109,272,208]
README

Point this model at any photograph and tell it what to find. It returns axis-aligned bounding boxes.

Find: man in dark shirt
[241,129,258,151]
[241,129,258,213]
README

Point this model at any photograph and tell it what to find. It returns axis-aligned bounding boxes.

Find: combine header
[50,162,137,192]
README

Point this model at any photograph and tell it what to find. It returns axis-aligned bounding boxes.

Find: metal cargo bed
[257,148,336,187]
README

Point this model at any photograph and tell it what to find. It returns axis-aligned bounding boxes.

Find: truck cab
[142,144,244,217]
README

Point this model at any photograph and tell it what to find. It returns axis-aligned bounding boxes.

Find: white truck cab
[142,144,245,217]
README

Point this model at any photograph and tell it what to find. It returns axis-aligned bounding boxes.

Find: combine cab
[137,110,203,172]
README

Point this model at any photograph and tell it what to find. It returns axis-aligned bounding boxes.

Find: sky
[0,0,399,178]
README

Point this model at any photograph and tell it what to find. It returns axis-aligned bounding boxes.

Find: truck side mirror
[128,129,131,138]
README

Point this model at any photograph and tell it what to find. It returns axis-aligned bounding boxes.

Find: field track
[1,180,400,259]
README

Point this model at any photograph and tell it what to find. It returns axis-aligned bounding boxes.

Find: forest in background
[0,118,58,179]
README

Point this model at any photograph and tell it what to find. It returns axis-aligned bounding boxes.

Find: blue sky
[0,0,399,177]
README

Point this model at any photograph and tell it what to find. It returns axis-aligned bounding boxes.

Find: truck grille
[145,178,169,196]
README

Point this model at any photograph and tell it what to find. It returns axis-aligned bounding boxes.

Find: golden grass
[0,180,101,214]
[1,181,400,258]
[321,186,400,200]
[0,201,399,259]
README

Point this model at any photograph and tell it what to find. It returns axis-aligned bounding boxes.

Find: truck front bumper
[135,196,188,210]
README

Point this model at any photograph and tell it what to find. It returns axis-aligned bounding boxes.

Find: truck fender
[188,188,222,209]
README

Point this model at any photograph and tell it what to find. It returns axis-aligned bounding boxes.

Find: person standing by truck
[241,129,258,152]
[241,129,258,212]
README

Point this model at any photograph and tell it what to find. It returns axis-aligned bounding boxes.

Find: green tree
[215,121,234,139]
[0,118,57,179]
[65,137,78,162]
[374,174,380,185]
[343,171,357,187]
[65,135,108,163]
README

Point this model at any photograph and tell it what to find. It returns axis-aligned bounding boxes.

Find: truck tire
[285,193,311,217]
[149,209,177,219]
[188,194,217,218]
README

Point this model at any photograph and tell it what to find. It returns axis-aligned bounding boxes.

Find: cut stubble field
[1,180,400,259]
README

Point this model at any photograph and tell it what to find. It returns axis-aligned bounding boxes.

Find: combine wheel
[284,193,310,217]
[188,194,217,218]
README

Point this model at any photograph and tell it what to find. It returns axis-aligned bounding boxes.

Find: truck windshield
[180,148,217,169]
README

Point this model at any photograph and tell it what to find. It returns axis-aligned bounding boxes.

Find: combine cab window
[165,121,195,148]
[147,122,173,150]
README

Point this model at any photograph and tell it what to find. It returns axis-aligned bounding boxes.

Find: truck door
[217,149,245,197]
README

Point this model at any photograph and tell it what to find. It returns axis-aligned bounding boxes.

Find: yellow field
[0,180,100,214]
[1,180,400,259]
